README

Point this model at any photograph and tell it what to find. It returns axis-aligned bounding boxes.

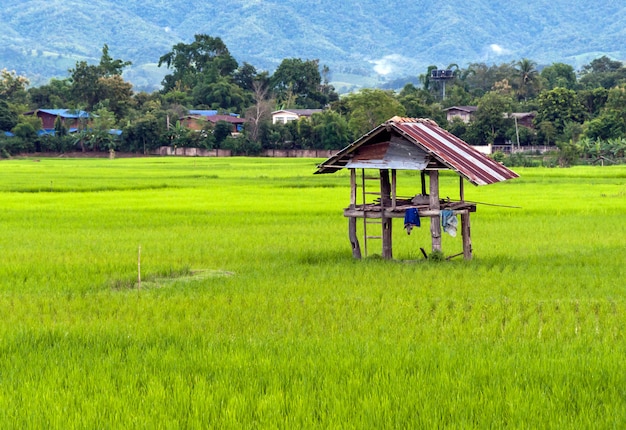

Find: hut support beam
[429,170,442,252]
[459,176,472,260]
[461,211,472,260]
[380,169,393,259]
[349,217,362,259]
[348,169,362,259]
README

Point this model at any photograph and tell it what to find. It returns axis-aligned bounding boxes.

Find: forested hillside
[2,0,625,90]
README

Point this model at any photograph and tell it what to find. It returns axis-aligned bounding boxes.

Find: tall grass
[0,158,624,428]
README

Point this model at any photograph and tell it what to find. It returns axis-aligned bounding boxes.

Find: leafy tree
[579,56,626,89]
[192,78,247,112]
[233,62,269,93]
[463,62,517,97]
[442,84,474,108]
[69,45,132,110]
[158,34,238,93]
[0,69,30,104]
[583,86,626,140]
[271,58,333,108]
[311,110,351,149]
[213,120,234,147]
[12,122,37,143]
[468,91,514,145]
[99,44,132,77]
[28,78,72,108]
[537,120,557,145]
[122,113,166,153]
[69,61,101,108]
[397,83,441,119]
[578,87,609,117]
[0,100,18,131]
[534,87,586,135]
[446,117,468,140]
[97,75,134,120]
[344,88,406,137]
[540,62,577,90]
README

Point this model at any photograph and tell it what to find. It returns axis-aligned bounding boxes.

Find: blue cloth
[441,210,454,227]
[404,208,420,234]
[441,209,458,237]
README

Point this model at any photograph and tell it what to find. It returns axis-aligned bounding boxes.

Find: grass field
[0,157,625,428]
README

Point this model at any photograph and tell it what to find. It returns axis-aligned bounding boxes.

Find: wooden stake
[137,245,142,289]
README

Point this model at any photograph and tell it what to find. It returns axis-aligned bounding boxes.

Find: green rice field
[0,157,625,428]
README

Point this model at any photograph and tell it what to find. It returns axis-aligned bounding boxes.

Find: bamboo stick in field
[138,245,141,290]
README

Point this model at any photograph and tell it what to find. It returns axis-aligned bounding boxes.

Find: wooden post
[391,169,397,209]
[459,177,472,259]
[459,176,465,202]
[348,168,362,259]
[429,170,442,252]
[350,169,357,209]
[380,169,393,259]
[421,170,427,196]
[349,217,362,259]
[461,211,472,260]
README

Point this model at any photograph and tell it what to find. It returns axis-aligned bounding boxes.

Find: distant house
[180,114,246,135]
[443,106,477,123]
[272,109,323,124]
[24,109,91,132]
[508,112,536,129]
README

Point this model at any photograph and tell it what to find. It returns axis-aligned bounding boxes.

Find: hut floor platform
[343,200,476,219]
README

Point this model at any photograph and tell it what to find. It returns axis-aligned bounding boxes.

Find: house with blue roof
[24,109,91,133]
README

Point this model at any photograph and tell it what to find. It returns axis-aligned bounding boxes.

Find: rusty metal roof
[315,117,519,186]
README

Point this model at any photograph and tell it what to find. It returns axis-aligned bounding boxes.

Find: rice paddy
[0,157,624,428]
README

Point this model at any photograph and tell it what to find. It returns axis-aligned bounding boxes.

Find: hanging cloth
[404,208,420,235]
[441,209,458,237]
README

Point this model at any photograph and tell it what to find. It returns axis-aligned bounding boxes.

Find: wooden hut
[315,116,519,260]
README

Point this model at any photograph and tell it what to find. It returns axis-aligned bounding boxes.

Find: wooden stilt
[349,217,362,259]
[382,217,392,259]
[429,170,442,252]
[350,169,357,209]
[460,176,465,202]
[391,169,397,209]
[461,211,472,260]
[380,169,393,259]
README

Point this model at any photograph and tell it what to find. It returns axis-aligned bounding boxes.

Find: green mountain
[2,0,625,92]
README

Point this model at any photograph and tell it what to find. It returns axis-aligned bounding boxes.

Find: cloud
[370,54,411,76]
[490,44,512,55]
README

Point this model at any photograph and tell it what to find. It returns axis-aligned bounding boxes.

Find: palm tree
[515,58,539,101]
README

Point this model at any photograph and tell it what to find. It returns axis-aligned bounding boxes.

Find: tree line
[1,34,626,164]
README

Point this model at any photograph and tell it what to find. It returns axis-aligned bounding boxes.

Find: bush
[502,153,540,167]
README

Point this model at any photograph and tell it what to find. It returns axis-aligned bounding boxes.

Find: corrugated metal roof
[37,109,91,118]
[189,109,218,116]
[315,116,519,186]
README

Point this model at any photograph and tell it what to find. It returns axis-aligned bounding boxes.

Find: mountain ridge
[2,0,625,92]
